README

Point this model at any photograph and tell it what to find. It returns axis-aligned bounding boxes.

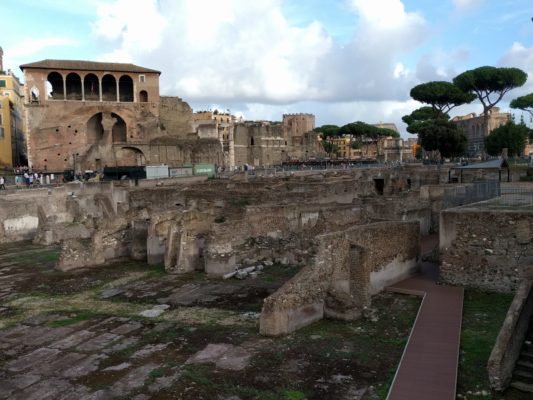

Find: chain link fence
[442,181,501,209]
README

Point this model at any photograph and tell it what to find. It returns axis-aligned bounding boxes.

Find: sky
[2,0,533,136]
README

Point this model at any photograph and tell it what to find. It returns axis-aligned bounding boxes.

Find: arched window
[118,75,134,102]
[84,73,99,101]
[66,73,82,100]
[102,74,117,101]
[46,72,64,100]
[139,90,148,102]
[87,113,104,143]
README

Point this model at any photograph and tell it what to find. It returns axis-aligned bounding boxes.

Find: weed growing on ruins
[229,197,250,208]
[48,310,100,327]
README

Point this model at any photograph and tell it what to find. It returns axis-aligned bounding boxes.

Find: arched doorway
[87,113,104,143]
[84,73,99,101]
[46,72,64,100]
[115,147,146,166]
[119,75,134,102]
[139,90,148,102]
[102,74,117,101]
[66,73,82,100]
[112,113,127,143]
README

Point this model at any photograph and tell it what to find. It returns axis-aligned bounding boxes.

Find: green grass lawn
[458,289,525,400]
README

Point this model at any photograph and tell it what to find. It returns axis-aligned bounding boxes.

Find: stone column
[116,79,120,102]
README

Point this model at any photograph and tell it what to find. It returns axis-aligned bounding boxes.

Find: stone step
[521,351,533,360]
[514,369,533,380]
[510,380,533,393]
[517,360,533,369]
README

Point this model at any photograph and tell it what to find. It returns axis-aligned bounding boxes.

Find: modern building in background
[452,107,511,157]
[0,47,26,167]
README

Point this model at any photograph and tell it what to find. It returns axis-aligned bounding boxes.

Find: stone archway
[111,113,127,143]
[87,113,104,143]
[115,146,146,166]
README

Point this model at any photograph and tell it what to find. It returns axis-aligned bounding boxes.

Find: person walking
[0,176,5,190]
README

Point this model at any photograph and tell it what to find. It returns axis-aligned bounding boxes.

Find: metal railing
[442,181,501,209]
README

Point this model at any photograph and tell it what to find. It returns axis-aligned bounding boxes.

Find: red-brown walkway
[386,235,464,400]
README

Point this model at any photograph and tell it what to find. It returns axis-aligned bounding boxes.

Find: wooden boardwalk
[386,246,464,400]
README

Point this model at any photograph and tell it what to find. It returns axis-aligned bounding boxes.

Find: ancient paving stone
[50,330,97,350]
[4,373,41,389]
[215,345,252,371]
[76,332,121,352]
[111,321,143,335]
[100,287,125,299]
[78,389,109,400]
[0,324,32,343]
[40,352,87,376]
[147,370,182,393]
[0,374,40,400]
[23,313,64,326]
[6,347,61,372]
[139,304,170,318]
[186,343,252,371]
[10,377,74,400]
[103,362,131,372]
[85,317,120,331]
[131,343,170,359]
[18,326,75,347]
[62,354,108,378]
[109,363,160,397]
[103,336,140,353]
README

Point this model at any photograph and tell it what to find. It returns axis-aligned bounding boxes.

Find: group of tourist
[15,171,57,187]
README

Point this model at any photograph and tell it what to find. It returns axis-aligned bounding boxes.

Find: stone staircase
[511,321,533,393]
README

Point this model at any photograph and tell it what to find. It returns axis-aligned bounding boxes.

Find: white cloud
[7,37,79,59]
[92,0,428,105]
[452,0,484,12]
[92,0,167,52]
[498,42,533,97]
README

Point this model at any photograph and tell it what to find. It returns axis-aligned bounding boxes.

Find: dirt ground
[0,242,423,399]
[1,241,523,400]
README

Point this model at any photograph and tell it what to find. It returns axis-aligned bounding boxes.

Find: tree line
[316,66,533,160]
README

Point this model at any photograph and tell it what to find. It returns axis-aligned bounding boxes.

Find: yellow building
[0,96,12,166]
[0,48,26,166]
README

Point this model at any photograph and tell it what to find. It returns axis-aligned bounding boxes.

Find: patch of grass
[282,389,307,400]
[48,310,99,327]
[146,263,166,277]
[145,367,165,384]
[457,289,525,400]
[182,364,212,386]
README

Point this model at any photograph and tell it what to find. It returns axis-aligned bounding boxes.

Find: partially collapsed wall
[440,208,533,292]
[259,221,420,336]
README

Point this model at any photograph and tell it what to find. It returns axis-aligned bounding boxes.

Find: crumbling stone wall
[260,221,420,336]
[440,209,533,292]
[159,96,193,137]
[203,203,369,276]
[488,280,533,391]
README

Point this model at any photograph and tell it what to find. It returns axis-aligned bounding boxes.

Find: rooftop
[19,59,161,75]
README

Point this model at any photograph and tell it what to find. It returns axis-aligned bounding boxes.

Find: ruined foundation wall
[488,280,533,391]
[260,221,420,336]
[440,209,533,292]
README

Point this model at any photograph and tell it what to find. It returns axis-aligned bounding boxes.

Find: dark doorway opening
[374,178,384,195]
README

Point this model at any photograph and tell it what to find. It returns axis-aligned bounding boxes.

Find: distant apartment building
[0,48,26,167]
[192,110,237,169]
[452,107,510,157]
